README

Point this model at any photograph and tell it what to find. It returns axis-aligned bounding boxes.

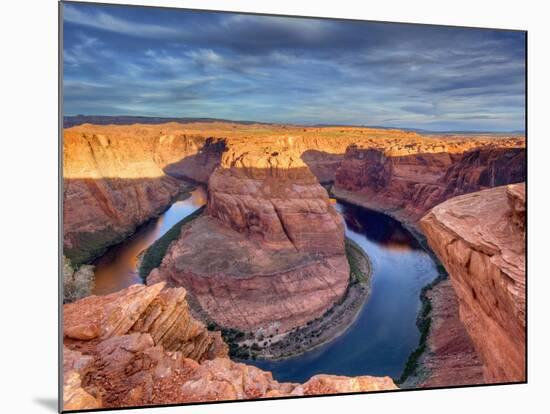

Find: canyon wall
[63,283,397,411]
[420,183,526,383]
[148,140,350,333]
[64,122,524,265]
[405,278,485,388]
[63,124,221,264]
[334,146,525,227]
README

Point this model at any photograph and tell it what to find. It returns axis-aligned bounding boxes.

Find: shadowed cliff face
[334,146,526,226]
[421,184,526,383]
[149,143,350,333]
[63,283,397,411]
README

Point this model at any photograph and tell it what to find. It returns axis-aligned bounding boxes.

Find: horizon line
[63,114,526,135]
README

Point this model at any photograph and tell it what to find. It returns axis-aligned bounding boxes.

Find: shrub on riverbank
[138,206,205,279]
[63,256,95,303]
[345,237,372,284]
[395,272,446,385]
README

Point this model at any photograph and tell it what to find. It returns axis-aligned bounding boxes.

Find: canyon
[63,120,526,406]
[63,122,524,265]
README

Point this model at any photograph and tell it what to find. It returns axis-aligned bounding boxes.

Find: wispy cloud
[64,4,182,38]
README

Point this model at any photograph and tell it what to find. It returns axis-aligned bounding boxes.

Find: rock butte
[421,183,526,383]
[149,143,349,333]
[63,283,397,410]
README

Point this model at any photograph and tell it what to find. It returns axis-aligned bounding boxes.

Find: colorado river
[92,187,207,295]
[91,189,438,383]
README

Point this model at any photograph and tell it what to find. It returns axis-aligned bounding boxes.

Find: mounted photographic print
[60,1,527,412]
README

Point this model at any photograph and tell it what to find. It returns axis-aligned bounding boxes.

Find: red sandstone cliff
[64,122,524,265]
[63,124,229,264]
[334,146,525,227]
[420,183,526,383]
[63,283,397,411]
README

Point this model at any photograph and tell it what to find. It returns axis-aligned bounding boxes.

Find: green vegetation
[138,206,205,279]
[345,237,371,284]
[206,321,251,359]
[64,227,122,267]
[395,269,447,385]
[63,256,95,303]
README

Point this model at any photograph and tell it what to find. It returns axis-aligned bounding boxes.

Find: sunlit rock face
[149,140,349,334]
[63,283,397,411]
[420,184,526,383]
[208,141,345,254]
[334,145,526,227]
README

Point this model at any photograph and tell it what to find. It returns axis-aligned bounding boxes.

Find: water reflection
[92,187,207,295]
[247,200,438,383]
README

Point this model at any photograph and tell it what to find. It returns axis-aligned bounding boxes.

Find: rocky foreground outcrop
[334,146,525,228]
[63,283,397,411]
[420,183,526,383]
[149,142,350,334]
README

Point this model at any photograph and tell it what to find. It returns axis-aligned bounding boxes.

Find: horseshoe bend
[62,120,526,409]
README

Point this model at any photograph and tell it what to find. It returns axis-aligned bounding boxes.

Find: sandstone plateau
[63,283,397,411]
[420,183,526,383]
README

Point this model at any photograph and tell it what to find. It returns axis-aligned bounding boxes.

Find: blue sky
[62,2,526,131]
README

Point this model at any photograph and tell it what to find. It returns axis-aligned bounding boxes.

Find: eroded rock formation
[149,142,350,333]
[63,283,397,411]
[420,183,526,383]
[404,279,485,388]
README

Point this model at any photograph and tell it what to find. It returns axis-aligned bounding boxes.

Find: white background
[0,0,548,413]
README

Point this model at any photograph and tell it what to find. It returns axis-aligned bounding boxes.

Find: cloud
[62,3,525,131]
[63,4,182,38]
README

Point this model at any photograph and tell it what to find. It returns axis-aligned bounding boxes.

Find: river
[91,189,438,383]
[247,200,438,382]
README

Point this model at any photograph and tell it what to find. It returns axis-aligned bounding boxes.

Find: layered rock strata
[64,122,524,265]
[63,124,230,264]
[63,283,397,411]
[149,143,349,333]
[420,183,526,383]
[334,146,525,228]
